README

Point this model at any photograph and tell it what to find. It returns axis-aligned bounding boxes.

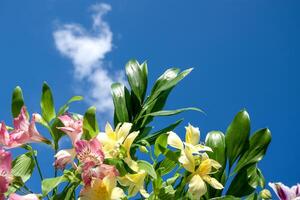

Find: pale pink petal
[13,107,29,131]
[0,122,10,146]
[82,164,119,186]
[58,114,83,144]
[53,149,75,170]
[75,138,104,165]
[9,193,40,200]
[269,182,293,200]
[0,149,12,194]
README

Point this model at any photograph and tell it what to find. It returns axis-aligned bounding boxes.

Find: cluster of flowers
[0,106,298,200]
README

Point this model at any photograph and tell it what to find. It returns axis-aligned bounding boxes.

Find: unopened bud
[139,146,149,153]
[260,189,272,199]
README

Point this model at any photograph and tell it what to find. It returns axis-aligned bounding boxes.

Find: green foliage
[82,106,99,140]
[11,86,25,118]
[41,82,56,123]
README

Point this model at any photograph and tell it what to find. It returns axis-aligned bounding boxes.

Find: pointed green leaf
[111,83,129,123]
[11,86,25,118]
[42,175,68,196]
[234,128,271,173]
[210,196,241,200]
[154,133,168,157]
[125,59,148,103]
[225,110,250,168]
[137,160,157,179]
[143,119,183,144]
[41,82,56,122]
[82,106,99,140]
[143,107,204,117]
[57,96,83,116]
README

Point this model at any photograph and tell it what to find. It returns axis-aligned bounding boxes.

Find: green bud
[139,146,149,153]
[260,189,272,199]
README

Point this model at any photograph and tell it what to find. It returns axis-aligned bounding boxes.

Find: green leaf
[205,131,226,175]
[42,175,68,196]
[210,196,241,200]
[57,96,83,116]
[111,83,130,123]
[137,160,157,179]
[157,158,177,176]
[125,59,148,103]
[154,133,168,157]
[245,193,258,200]
[12,151,35,183]
[11,86,25,118]
[150,68,193,98]
[41,82,56,122]
[51,118,65,148]
[227,164,264,197]
[143,119,183,144]
[158,185,176,199]
[225,109,250,168]
[82,106,99,140]
[234,128,271,173]
[104,158,134,176]
[143,107,203,117]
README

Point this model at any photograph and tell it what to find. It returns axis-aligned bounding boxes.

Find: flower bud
[260,189,272,199]
[139,146,149,153]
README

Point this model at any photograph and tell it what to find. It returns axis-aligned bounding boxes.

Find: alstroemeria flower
[269,182,300,200]
[75,138,104,166]
[57,114,83,144]
[79,175,125,200]
[9,193,40,200]
[82,163,119,186]
[187,154,223,199]
[97,122,139,171]
[167,124,212,172]
[167,124,212,155]
[53,149,76,170]
[0,148,12,199]
[118,170,149,198]
[0,107,50,148]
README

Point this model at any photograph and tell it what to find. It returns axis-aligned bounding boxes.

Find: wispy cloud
[53,3,123,115]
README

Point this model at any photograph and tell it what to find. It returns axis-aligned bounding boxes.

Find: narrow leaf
[143,107,203,117]
[137,160,157,179]
[42,175,68,196]
[41,82,56,122]
[11,86,25,118]
[111,83,129,123]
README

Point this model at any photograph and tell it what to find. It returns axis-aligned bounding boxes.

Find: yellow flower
[97,122,139,171]
[188,154,223,199]
[167,124,212,172]
[118,170,149,198]
[79,176,125,200]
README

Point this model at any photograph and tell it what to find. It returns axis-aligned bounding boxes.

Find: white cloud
[53,3,124,114]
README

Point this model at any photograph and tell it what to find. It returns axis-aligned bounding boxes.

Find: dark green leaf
[210,196,241,200]
[226,109,250,168]
[82,106,99,140]
[41,82,56,122]
[227,164,264,197]
[11,86,25,118]
[125,59,148,103]
[143,119,183,144]
[205,131,226,175]
[157,158,177,176]
[111,83,129,123]
[143,107,203,117]
[234,128,271,173]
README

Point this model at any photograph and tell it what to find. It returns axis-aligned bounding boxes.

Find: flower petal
[185,124,200,146]
[269,182,292,200]
[202,175,223,189]
[167,131,184,150]
[188,174,207,199]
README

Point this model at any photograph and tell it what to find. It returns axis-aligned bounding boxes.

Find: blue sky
[0,0,299,197]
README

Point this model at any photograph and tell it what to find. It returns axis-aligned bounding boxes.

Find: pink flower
[53,149,76,170]
[0,122,10,146]
[81,164,119,186]
[57,114,83,144]
[0,148,12,199]
[0,107,50,148]
[269,182,300,200]
[9,193,40,200]
[75,138,104,166]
